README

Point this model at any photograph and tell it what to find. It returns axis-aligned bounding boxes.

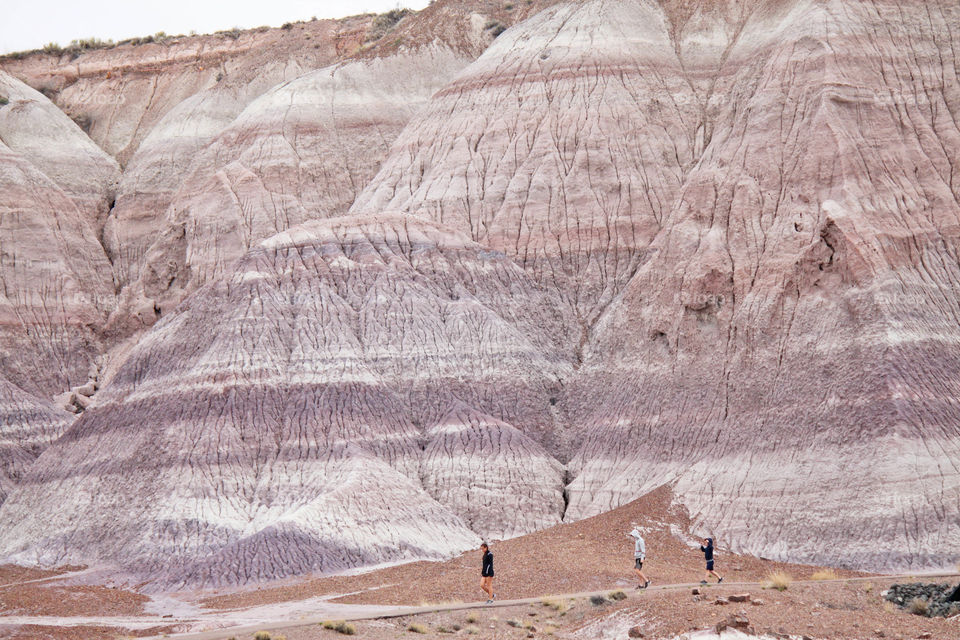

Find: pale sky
[1,0,431,54]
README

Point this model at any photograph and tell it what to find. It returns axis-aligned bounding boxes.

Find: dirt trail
[133,572,960,640]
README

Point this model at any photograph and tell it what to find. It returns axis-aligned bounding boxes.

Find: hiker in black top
[480,542,496,603]
[700,537,723,584]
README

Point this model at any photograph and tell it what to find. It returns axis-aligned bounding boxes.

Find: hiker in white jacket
[628,524,650,589]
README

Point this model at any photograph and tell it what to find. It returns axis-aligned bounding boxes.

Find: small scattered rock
[627,626,645,638]
[692,587,701,595]
[917,633,932,639]
[714,597,730,605]
[751,598,765,606]
[73,381,96,397]
[715,613,752,634]
[729,593,751,603]
[692,595,701,602]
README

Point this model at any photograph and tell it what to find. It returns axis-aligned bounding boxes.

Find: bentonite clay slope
[0,72,119,232]
[0,17,377,163]
[108,0,565,332]
[0,80,115,399]
[117,46,468,327]
[0,376,71,504]
[350,0,707,328]
[0,214,575,588]
[99,15,377,291]
[561,0,960,571]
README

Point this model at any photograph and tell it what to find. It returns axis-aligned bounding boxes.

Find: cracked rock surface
[0,0,959,586]
[0,214,573,588]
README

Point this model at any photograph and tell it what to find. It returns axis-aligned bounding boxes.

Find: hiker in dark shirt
[700,537,723,584]
[480,542,496,604]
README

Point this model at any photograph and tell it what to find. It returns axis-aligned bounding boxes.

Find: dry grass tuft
[540,597,568,613]
[609,590,628,601]
[908,597,931,617]
[322,620,356,635]
[465,613,479,623]
[254,632,271,640]
[810,569,839,581]
[765,571,793,591]
[407,622,429,634]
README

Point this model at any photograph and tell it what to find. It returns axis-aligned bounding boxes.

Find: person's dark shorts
[482,571,494,578]
[634,558,644,570]
[706,560,715,571]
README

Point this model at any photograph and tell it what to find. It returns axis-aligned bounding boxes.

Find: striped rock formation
[355,0,960,571]
[106,0,561,332]
[0,376,71,504]
[0,0,958,587]
[0,215,574,588]
[0,73,116,398]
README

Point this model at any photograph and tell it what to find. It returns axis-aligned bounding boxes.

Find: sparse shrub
[540,597,567,612]
[609,590,627,601]
[485,21,507,37]
[322,621,356,635]
[281,22,293,30]
[407,623,429,634]
[451,624,461,631]
[154,31,167,40]
[765,571,792,591]
[506,619,522,628]
[0,96,8,106]
[254,632,271,640]
[465,613,479,623]
[590,594,611,606]
[465,627,479,635]
[883,601,897,614]
[811,569,839,581]
[864,582,873,593]
[908,597,931,617]
[504,2,515,9]
[43,42,63,54]
[368,8,412,41]
[437,626,454,633]
[68,37,113,51]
